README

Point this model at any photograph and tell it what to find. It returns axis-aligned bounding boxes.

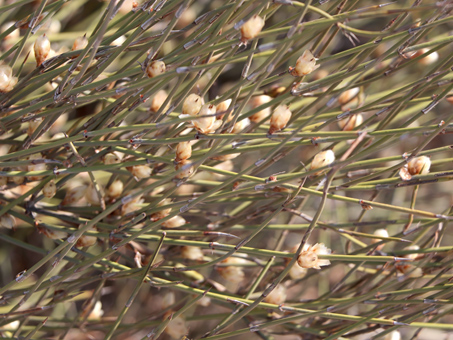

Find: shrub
[0,0,452,339]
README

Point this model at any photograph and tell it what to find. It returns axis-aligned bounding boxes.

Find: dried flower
[161,292,175,309]
[72,35,88,51]
[164,315,188,339]
[196,296,211,307]
[338,87,363,111]
[85,184,103,205]
[218,257,247,283]
[384,330,401,340]
[182,93,203,116]
[211,153,240,161]
[338,113,363,131]
[151,198,172,221]
[103,152,122,165]
[27,117,43,136]
[395,245,423,278]
[291,50,319,76]
[215,99,232,119]
[43,180,56,198]
[61,185,87,206]
[1,21,19,41]
[297,243,331,269]
[269,105,291,134]
[372,229,389,251]
[249,95,271,122]
[240,15,265,42]
[121,192,144,216]
[129,165,152,179]
[146,60,166,78]
[27,153,46,181]
[88,301,104,320]
[310,150,335,175]
[0,64,18,93]
[0,213,16,229]
[399,155,431,181]
[76,224,97,248]
[175,159,194,179]
[175,141,192,163]
[338,87,360,106]
[49,112,68,134]
[264,285,287,305]
[150,90,169,113]
[266,85,286,98]
[106,180,123,200]
[408,156,431,175]
[181,246,204,261]
[408,48,439,65]
[191,104,222,134]
[38,226,68,240]
[11,168,25,185]
[231,118,250,134]
[289,261,307,280]
[286,246,307,280]
[161,215,186,228]
[34,34,51,67]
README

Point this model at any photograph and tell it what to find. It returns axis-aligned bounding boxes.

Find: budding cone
[181,246,204,261]
[106,180,123,200]
[121,192,144,216]
[146,60,166,78]
[129,165,152,179]
[191,104,221,134]
[161,215,186,228]
[269,105,291,134]
[218,257,247,283]
[27,153,46,181]
[161,292,175,310]
[34,34,51,67]
[0,65,18,93]
[338,87,360,106]
[215,99,232,119]
[85,184,103,205]
[231,118,250,134]
[384,331,401,340]
[182,93,203,116]
[372,228,389,251]
[103,152,122,165]
[175,141,192,163]
[43,180,56,198]
[264,285,287,305]
[241,15,265,42]
[151,198,172,221]
[27,117,43,137]
[338,113,363,131]
[292,50,319,76]
[0,213,16,229]
[310,150,335,175]
[76,224,97,248]
[62,185,87,206]
[249,95,271,122]
[38,226,68,240]
[72,35,88,51]
[410,48,439,65]
[164,316,188,339]
[175,159,194,179]
[150,90,169,113]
